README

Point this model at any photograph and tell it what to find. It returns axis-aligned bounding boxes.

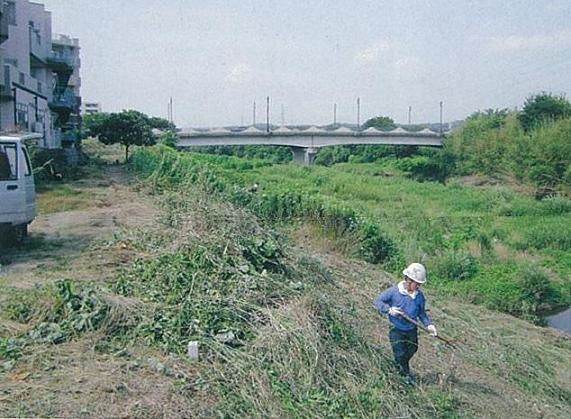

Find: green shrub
[432,249,479,281]
[518,265,556,314]
[358,222,398,264]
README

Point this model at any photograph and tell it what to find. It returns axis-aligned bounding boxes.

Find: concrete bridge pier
[291,146,319,166]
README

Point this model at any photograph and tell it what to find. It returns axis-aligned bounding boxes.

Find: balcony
[47,51,75,73]
[49,88,77,111]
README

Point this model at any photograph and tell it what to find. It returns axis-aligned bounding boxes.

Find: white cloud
[224,63,252,84]
[355,39,391,64]
[490,29,571,52]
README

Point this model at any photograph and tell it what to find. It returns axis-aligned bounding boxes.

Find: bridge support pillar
[291,147,318,166]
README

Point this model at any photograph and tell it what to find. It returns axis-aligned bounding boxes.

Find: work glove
[427,324,438,337]
[388,307,403,316]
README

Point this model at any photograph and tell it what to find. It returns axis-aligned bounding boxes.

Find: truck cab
[0,133,40,245]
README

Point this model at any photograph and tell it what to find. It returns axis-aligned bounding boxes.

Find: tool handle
[399,312,457,348]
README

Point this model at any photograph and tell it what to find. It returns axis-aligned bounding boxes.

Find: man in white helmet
[373,262,437,385]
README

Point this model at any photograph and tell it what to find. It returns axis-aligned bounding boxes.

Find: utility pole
[281,104,285,126]
[333,103,337,126]
[439,101,443,134]
[357,97,361,130]
[253,101,256,127]
[266,96,270,132]
[408,105,412,125]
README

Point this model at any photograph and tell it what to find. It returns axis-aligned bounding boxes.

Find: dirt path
[0,165,159,288]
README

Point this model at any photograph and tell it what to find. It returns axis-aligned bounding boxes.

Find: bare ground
[0,165,159,289]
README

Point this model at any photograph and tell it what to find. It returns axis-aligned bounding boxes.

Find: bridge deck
[177,129,443,148]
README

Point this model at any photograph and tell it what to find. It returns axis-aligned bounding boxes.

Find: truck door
[20,145,36,220]
[0,142,25,225]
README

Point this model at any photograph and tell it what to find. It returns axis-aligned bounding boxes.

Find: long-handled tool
[398,312,457,348]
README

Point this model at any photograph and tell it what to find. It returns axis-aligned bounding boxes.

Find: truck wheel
[4,225,27,245]
[13,225,27,242]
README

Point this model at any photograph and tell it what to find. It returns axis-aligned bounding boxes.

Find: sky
[39,0,571,128]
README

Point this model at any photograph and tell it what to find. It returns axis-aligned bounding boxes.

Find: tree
[363,115,396,131]
[518,92,571,131]
[82,112,111,138]
[91,110,155,162]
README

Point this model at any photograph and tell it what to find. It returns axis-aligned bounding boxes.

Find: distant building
[81,101,101,115]
[0,0,81,148]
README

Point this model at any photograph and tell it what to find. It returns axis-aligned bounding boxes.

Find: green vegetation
[190,95,571,194]
[363,115,396,130]
[447,111,571,191]
[83,110,174,161]
[131,146,570,322]
[1,143,569,417]
[518,92,571,132]
[192,144,293,164]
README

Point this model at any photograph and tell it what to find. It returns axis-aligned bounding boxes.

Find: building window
[16,103,29,129]
[4,1,16,25]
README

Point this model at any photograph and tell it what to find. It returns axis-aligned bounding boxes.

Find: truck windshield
[0,143,17,181]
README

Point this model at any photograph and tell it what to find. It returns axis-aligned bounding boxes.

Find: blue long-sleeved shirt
[373,283,432,332]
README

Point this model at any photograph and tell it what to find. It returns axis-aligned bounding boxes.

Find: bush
[357,222,398,264]
[432,249,479,281]
[392,155,451,182]
[518,265,554,314]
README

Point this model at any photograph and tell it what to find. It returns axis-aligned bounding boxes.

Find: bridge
[177,125,443,165]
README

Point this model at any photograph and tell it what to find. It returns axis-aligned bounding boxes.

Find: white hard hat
[403,263,427,284]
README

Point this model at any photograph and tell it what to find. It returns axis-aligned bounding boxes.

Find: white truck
[0,133,40,245]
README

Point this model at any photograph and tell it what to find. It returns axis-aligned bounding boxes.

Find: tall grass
[131,146,570,319]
